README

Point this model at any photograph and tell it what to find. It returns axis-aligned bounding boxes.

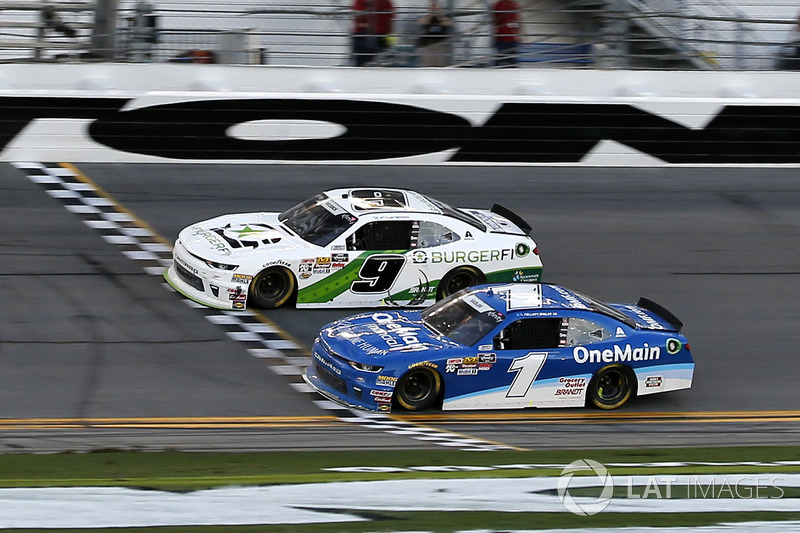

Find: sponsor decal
[555,376,587,396]
[512,270,539,282]
[299,263,312,273]
[190,226,231,255]
[409,361,438,369]
[232,301,245,309]
[221,224,282,247]
[301,258,314,263]
[262,259,290,268]
[231,273,253,284]
[370,389,393,398]
[464,231,474,239]
[227,287,246,301]
[313,267,330,275]
[332,262,346,270]
[478,344,493,351]
[515,243,530,257]
[369,313,428,352]
[666,338,682,354]
[411,250,427,264]
[478,363,492,371]
[457,367,478,376]
[573,344,660,364]
[478,353,497,363]
[463,356,478,365]
[552,285,590,310]
[332,253,349,262]
[376,375,398,387]
[316,257,331,264]
[645,376,663,388]
[626,305,665,329]
[430,249,513,263]
[377,404,392,412]
[615,327,626,338]
[447,358,463,365]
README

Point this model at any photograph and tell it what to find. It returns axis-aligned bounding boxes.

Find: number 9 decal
[351,254,406,293]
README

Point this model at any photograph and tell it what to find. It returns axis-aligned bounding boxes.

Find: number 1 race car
[303,283,694,412]
[164,188,542,309]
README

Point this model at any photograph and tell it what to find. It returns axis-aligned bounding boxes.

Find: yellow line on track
[3,410,800,431]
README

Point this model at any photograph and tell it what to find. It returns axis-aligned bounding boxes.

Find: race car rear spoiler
[637,297,684,333]
[491,204,532,236]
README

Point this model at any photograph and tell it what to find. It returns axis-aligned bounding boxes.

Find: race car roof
[324,188,442,215]
[471,283,594,313]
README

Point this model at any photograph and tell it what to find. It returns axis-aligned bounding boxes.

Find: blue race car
[303,283,694,412]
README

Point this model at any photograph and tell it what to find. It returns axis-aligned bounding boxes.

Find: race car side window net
[349,221,414,251]
[494,318,561,350]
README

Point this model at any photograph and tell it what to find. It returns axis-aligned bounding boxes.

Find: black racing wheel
[394,367,442,411]
[437,266,484,300]
[587,364,636,409]
[248,266,296,309]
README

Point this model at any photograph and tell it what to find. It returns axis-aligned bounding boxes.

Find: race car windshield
[279,194,357,247]
[421,290,504,346]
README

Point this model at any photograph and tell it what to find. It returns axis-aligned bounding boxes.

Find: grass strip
[0,445,797,491]
[1,512,800,533]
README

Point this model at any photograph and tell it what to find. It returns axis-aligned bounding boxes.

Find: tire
[587,364,636,410]
[437,266,484,300]
[248,266,296,309]
[394,367,442,411]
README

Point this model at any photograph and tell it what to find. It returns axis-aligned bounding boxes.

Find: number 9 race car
[164,188,542,309]
[303,283,694,412]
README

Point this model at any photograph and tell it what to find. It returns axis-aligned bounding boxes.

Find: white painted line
[103,235,139,245]
[66,205,101,214]
[122,250,160,261]
[264,340,300,350]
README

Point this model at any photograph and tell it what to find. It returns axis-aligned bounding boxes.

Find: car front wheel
[587,364,636,409]
[394,367,442,411]
[248,266,296,309]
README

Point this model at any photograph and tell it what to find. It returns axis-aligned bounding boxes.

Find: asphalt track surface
[1,162,799,453]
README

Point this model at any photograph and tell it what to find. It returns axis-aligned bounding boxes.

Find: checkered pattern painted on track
[13,161,512,452]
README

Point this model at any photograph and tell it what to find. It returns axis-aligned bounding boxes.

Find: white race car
[164,188,543,309]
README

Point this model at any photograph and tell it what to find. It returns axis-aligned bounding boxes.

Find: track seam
[13,161,513,452]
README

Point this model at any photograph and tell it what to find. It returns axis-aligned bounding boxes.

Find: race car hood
[320,311,461,361]
[178,213,312,260]
[610,302,682,332]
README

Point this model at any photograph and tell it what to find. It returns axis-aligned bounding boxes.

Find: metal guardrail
[0,0,798,70]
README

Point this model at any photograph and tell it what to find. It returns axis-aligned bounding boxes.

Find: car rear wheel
[249,266,296,309]
[587,364,636,409]
[394,367,442,411]
[437,266,484,300]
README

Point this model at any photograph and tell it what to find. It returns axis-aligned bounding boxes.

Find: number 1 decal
[506,352,547,398]
[351,254,406,293]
